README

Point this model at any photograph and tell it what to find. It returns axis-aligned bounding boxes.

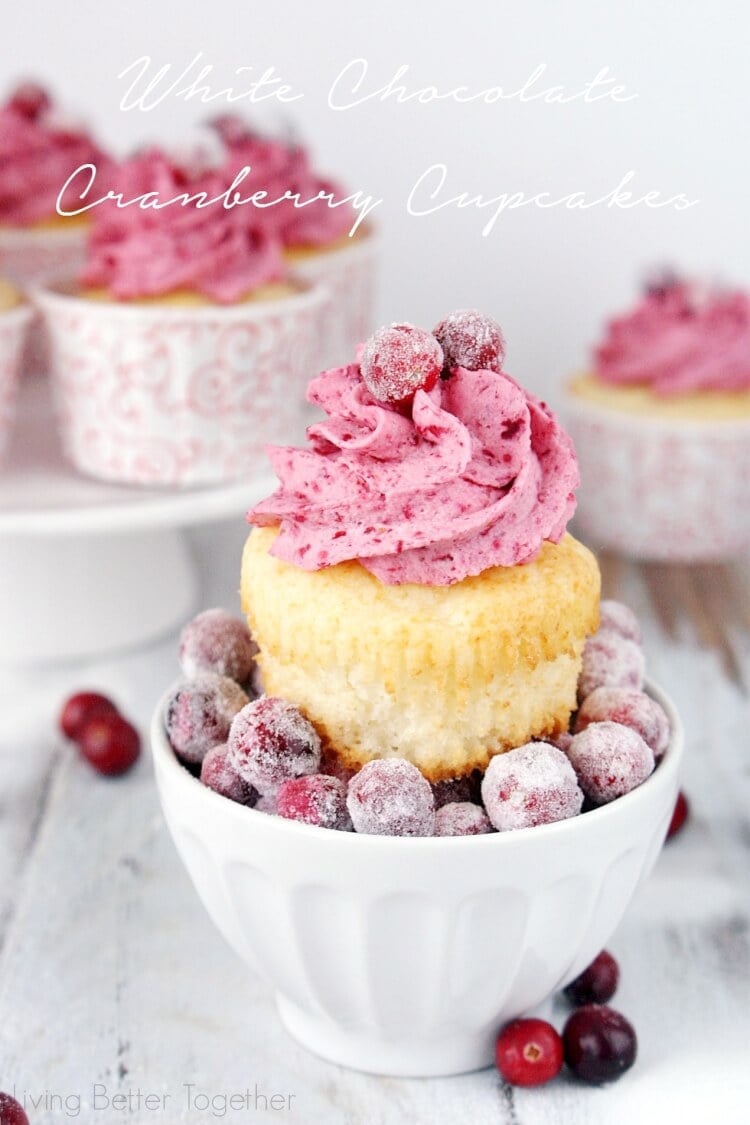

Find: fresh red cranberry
[8,81,50,120]
[433,309,506,374]
[0,1092,29,1125]
[564,950,620,1006]
[78,713,140,776]
[667,790,689,839]
[562,1004,637,1084]
[578,633,645,701]
[575,687,670,760]
[277,774,353,831]
[567,722,654,805]
[597,600,642,643]
[200,743,258,805]
[165,675,248,765]
[495,1018,563,1087]
[59,691,118,740]
[178,607,258,684]
[481,742,583,832]
[228,696,321,793]
[360,323,443,404]
[346,758,436,836]
[435,801,493,836]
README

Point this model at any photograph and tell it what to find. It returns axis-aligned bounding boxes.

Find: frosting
[212,115,355,248]
[80,147,286,301]
[249,362,578,586]
[0,96,106,225]
[595,280,750,394]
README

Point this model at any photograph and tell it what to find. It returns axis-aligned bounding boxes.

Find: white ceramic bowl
[0,302,33,462]
[564,390,750,560]
[151,680,682,1077]
[34,278,329,487]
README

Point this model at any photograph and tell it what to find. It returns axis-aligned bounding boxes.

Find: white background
[4,0,750,402]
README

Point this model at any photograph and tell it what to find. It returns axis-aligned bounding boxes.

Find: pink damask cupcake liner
[0,302,33,462]
[564,394,750,561]
[34,279,328,487]
[289,232,378,371]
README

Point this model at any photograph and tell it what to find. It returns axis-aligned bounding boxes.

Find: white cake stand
[0,378,275,665]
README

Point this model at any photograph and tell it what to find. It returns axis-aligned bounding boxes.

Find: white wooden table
[1,521,749,1125]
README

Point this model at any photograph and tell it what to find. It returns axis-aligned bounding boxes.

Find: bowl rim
[563,376,750,434]
[151,677,683,850]
[29,274,328,323]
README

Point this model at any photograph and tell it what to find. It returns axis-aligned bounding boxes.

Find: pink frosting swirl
[212,115,355,248]
[0,92,107,225]
[249,363,579,586]
[595,280,750,394]
[80,147,286,301]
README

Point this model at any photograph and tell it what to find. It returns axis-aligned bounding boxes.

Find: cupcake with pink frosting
[212,114,378,368]
[565,275,750,559]
[34,141,327,486]
[241,312,600,780]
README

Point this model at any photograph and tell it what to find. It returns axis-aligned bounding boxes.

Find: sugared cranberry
[78,713,140,776]
[435,801,493,836]
[346,758,436,836]
[8,81,50,120]
[178,607,258,684]
[547,731,574,753]
[432,772,482,808]
[564,950,620,1006]
[165,675,248,765]
[0,1092,29,1125]
[255,792,278,815]
[667,790,689,839]
[562,1004,637,1084]
[598,600,642,643]
[200,743,258,805]
[481,743,583,832]
[228,696,321,793]
[277,774,353,831]
[575,687,670,760]
[567,721,654,805]
[59,691,118,740]
[360,323,443,404]
[433,309,506,374]
[495,1018,563,1087]
[578,633,645,701]
[319,747,357,785]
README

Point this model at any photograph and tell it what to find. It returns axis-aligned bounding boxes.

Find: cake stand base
[0,528,197,666]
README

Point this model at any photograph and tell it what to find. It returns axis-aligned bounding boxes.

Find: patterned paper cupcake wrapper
[0,303,33,461]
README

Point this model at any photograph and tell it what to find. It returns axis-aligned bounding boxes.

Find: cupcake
[35,142,327,486]
[213,115,377,369]
[566,276,750,559]
[0,277,32,460]
[241,312,600,780]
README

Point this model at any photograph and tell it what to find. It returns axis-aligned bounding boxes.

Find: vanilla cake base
[242,527,600,780]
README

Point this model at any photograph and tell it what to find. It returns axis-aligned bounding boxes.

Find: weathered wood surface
[1,523,748,1124]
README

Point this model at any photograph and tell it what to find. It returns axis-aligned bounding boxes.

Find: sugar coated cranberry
[200,743,258,805]
[578,632,645,701]
[598,599,642,643]
[481,742,583,832]
[547,731,574,753]
[564,950,620,1006]
[59,691,118,740]
[667,790,689,839]
[178,607,258,684]
[575,687,670,760]
[9,81,50,120]
[346,758,436,836]
[255,792,278,815]
[228,696,321,793]
[320,747,357,785]
[277,774,353,831]
[0,1092,29,1125]
[433,309,506,374]
[78,713,140,776]
[567,721,654,805]
[360,323,443,404]
[165,675,248,765]
[495,1018,563,1087]
[435,801,493,836]
[432,772,482,808]
[563,1004,637,1084]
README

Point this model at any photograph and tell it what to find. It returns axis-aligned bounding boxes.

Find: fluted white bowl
[151,680,682,1077]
